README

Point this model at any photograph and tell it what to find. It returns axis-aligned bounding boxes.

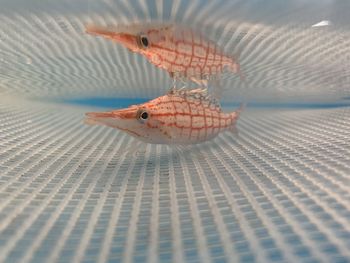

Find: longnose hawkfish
[86,23,243,89]
[85,88,243,145]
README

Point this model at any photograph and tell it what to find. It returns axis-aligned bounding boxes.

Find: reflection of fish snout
[85,25,139,51]
[85,25,115,38]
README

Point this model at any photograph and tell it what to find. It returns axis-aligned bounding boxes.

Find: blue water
[62,97,350,109]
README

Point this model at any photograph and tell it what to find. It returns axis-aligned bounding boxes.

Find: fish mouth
[84,112,112,126]
[86,25,138,50]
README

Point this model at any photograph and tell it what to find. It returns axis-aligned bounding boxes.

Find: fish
[84,88,243,145]
[86,23,243,89]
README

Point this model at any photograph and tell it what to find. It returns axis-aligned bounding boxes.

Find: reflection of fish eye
[138,110,149,122]
[139,35,149,48]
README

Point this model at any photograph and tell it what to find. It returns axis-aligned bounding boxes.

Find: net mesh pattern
[1,1,350,262]
[1,0,350,103]
[0,100,349,263]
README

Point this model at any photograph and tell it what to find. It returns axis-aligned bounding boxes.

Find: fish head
[86,24,174,57]
[85,99,174,144]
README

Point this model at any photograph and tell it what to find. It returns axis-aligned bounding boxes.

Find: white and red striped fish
[86,23,243,88]
[85,88,243,145]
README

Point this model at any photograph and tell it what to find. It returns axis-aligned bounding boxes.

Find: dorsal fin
[169,88,221,111]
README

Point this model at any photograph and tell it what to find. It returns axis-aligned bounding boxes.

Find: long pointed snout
[84,107,138,129]
[86,25,138,50]
[86,107,137,121]
[84,111,114,126]
[85,111,114,118]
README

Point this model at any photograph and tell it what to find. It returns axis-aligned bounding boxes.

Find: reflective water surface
[1,0,350,104]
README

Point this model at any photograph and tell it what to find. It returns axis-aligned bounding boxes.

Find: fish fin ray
[173,87,221,112]
[192,78,208,87]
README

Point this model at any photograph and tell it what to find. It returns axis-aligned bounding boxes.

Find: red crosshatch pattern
[85,89,242,145]
[145,27,239,80]
[137,89,239,144]
[86,24,241,82]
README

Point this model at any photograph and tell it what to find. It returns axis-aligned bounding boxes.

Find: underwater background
[0,0,350,262]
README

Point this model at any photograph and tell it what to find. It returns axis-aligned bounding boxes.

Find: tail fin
[229,103,246,137]
[236,102,246,114]
[231,103,246,118]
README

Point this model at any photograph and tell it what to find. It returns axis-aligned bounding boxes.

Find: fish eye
[141,111,148,120]
[139,34,149,48]
[138,110,149,122]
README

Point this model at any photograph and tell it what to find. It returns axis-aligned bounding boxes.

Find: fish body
[86,23,242,85]
[85,89,242,145]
